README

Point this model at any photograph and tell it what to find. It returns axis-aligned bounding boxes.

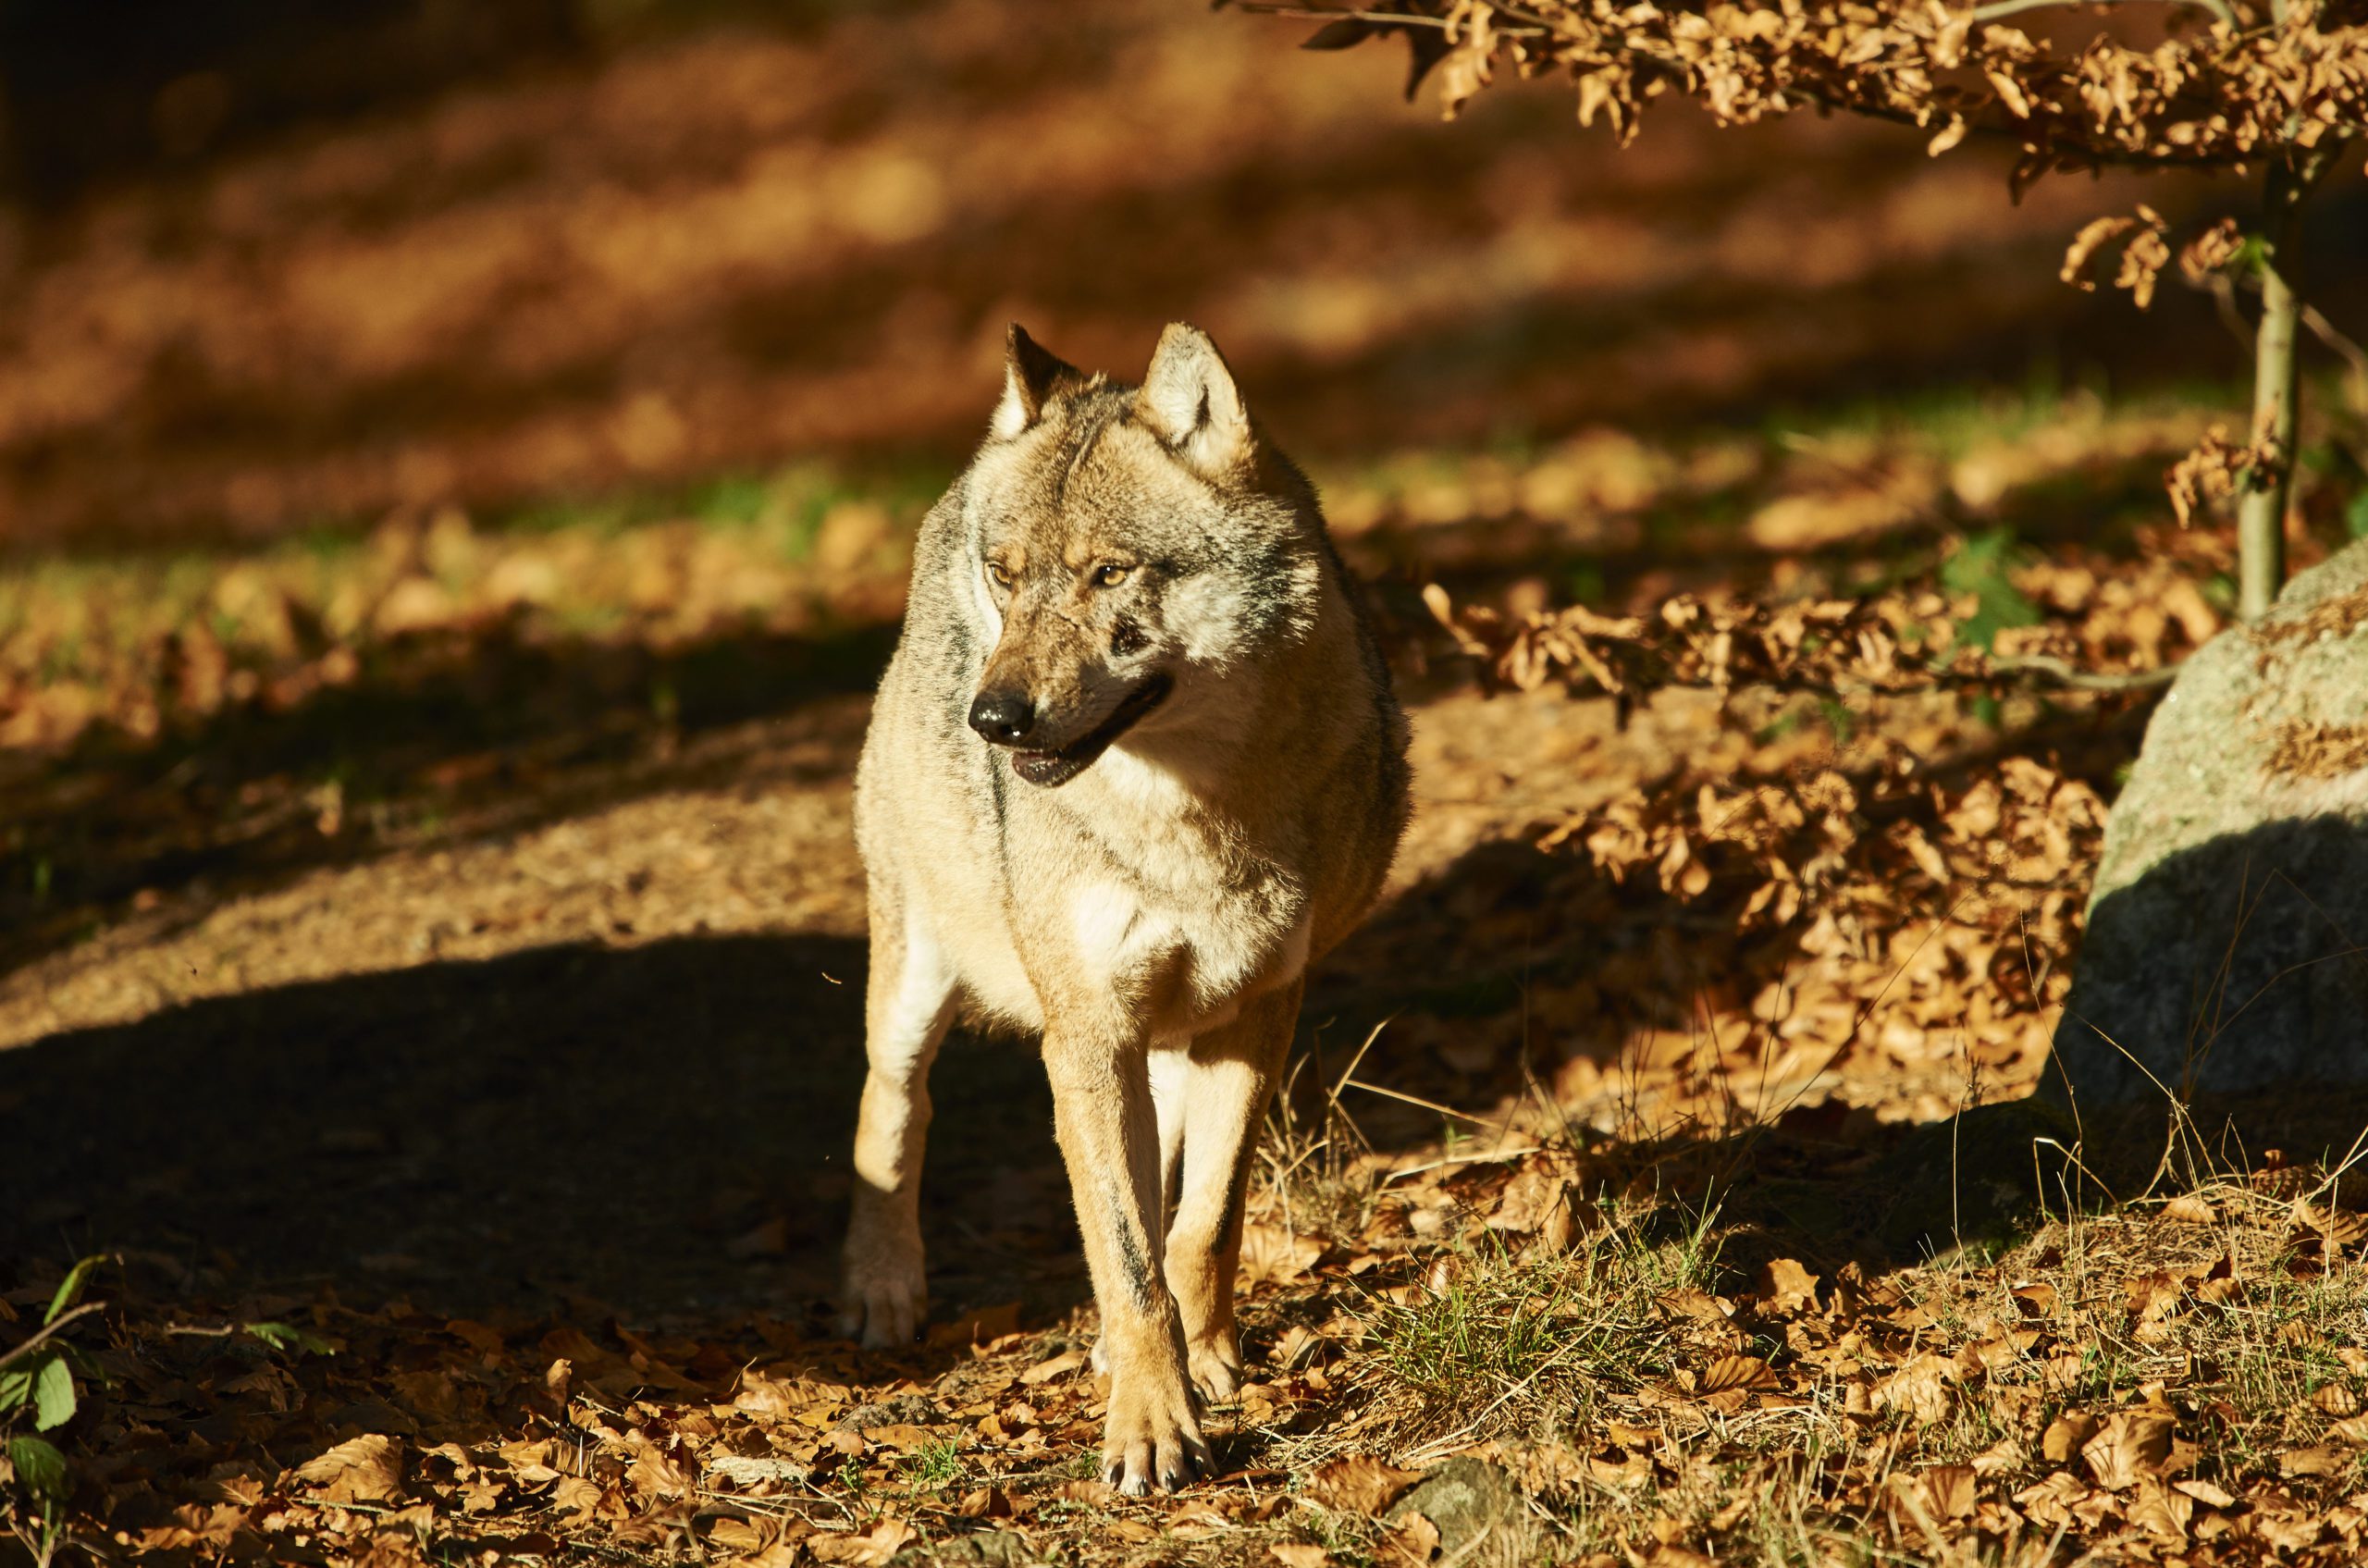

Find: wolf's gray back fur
[841,322,1408,1496]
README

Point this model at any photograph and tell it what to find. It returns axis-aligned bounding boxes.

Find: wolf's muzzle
[990,673,1173,789]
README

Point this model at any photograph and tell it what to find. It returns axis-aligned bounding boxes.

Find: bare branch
[0,1302,106,1372]
[1969,0,2236,27]
[2301,302,2368,415]
[1976,653,2182,691]
[1237,5,1491,30]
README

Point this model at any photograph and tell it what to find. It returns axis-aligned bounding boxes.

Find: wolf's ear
[1136,323,1250,477]
[991,323,1081,440]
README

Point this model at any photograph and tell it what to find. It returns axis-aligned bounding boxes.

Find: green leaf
[1941,527,2041,654]
[2345,489,2368,542]
[0,1367,29,1411]
[31,1356,75,1431]
[43,1255,106,1326]
[243,1321,335,1356]
[6,1435,68,1504]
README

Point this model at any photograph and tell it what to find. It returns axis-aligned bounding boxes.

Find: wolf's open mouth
[1008,673,1173,788]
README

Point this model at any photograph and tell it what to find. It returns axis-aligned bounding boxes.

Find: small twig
[2300,302,2368,416]
[1234,3,1542,32]
[0,1302,106,1371]
[1382,1147,1544,1184]
[2203,272,2256,356]
[1976,653,2181,691]
[1310,1016,1389,1170]
[1341,1077,1495,1127]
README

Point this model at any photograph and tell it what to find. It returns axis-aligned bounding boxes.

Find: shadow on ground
[2060,815,2368,1109]
[0,916,2027,1364]
[18,673,2359,1352]
[0,617,899,977]
[0,932,1075,1337]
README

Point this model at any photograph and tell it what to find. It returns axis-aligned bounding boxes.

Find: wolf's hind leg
[1166,981,1301,1401]
[840,899,956,1348]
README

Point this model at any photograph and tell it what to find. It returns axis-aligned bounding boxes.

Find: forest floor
[6,4,2368,1561]
[6,387,2368,1567]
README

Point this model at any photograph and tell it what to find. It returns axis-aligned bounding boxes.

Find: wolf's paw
[837,1235,927,1349]
[1101,1372,1212,1497]
[1186,1334,1245,1402]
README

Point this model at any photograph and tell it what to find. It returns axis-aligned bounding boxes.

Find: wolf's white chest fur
[960,742,1310,1041]
[1069,747,1310,1031]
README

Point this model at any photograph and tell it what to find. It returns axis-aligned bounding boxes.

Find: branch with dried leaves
[1245,0,2365,612]
[1420,582,2189,703]
[1239,0,2368,183]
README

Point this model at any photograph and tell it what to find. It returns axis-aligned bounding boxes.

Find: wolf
[839,321,1410,1494]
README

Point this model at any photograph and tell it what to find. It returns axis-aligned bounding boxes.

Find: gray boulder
[2052,537,2368,1110]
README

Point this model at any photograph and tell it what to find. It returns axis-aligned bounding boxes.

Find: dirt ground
[0,661,1727,1320]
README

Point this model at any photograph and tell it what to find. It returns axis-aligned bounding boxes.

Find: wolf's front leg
[840,905,956,1347]
[1042,1026,1210,1495]
[1166,982,1300,1401]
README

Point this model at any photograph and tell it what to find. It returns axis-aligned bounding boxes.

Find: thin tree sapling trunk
[2237,158,2302,623]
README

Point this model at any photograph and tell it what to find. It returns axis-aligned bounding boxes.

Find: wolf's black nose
[968,691,1036,744]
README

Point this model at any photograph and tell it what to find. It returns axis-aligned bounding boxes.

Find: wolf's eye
[1093,564,1130,588]
[985,562,1013,589]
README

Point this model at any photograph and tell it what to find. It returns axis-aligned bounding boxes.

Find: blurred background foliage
[0,0,2354,554]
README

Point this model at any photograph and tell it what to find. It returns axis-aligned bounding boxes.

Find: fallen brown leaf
[293,1434,404,1505]
[2281,1445,2350,1478]
[1875,1354,1956,1425]
[1696,1353,1781,1414]
[1917,1463,1977,1521]
[549,1475,602,1515]
[1019,1349,1088,1386]
[2127,1475,2194,1542]
[2173,1478,2238,1510]
[808,1517,918,1566]
[928,1301,1023,1347]
[1381,1510,1442,1567]
[2081,1411,2174,1490]
[956,1485,1012,1518]
[1307,1454,1424,1512]
[1241,1223,1326,1286]
[2042,1411,2100,1463]
[1756,1258,1820,1315]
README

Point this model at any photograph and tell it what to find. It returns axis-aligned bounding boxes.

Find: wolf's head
[955,322,1324,788]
